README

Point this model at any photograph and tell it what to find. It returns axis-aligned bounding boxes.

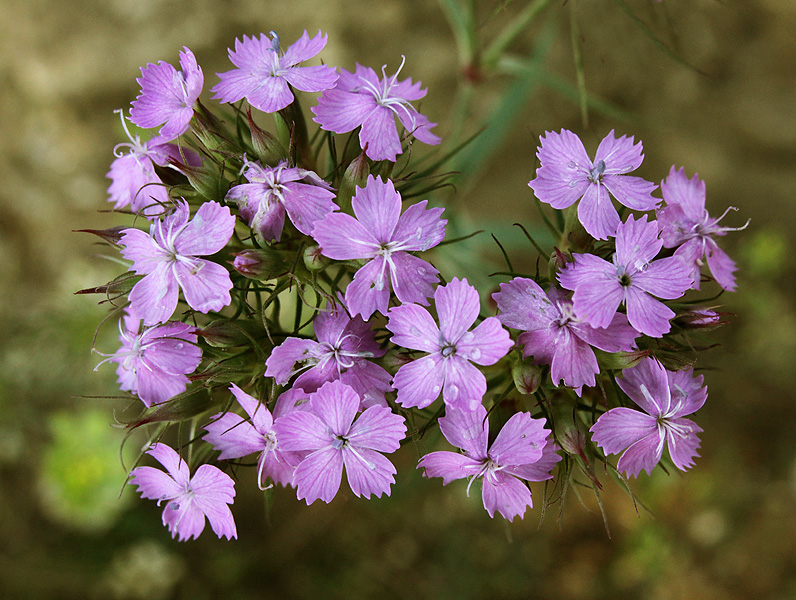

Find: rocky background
[1,0,795,598]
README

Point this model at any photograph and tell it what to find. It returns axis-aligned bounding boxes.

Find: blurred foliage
[1,0,796,598]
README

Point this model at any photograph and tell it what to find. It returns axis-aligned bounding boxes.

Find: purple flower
[418,405,560,521]
[130,47,203,142]
[226,159,337,243]
[387,278,513,410]
[312,59,441,162]
[265,303,392,409]
[120,200,236,325]
[212,31,338,114]
[558,214,693,338]
[528,129,659,239]
[96,310,201,407]
[493,278,639,392]
[312,175,446,319]
[128,443,236,541]
[273,381,406,504]
[203,385,309,488]
[107,113,203,218]
[590,357,706,478]
[658,166,746,291]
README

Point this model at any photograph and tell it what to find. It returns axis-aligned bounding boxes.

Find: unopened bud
[191,102,229,152]
[232,249,293,281]
[247,109,287,165]
[512,359,543,395]
[674,308,728,330]
[594,348,650,371]
[303,245,328,271]
[337,150,370,213]
[173,161,227,202]
[200,320,251,348]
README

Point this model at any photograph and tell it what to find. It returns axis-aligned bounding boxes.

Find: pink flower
[387,278,513,410]
[212,31,338,113]
[311,175,446,319]
[128,443,236,541]
[96,310,201,407]
[418,405,560,521]
[590,357,706,477]
[273,381,406,504]
[657,166,746,291]
[493,278,639,393]
[312,58,441,161]
[130,47,203,142]
[528,130,658,239]
[203,385,310,489]
[120,200,236,325]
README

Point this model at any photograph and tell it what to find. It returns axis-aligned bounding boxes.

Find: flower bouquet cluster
[84,30,745,541]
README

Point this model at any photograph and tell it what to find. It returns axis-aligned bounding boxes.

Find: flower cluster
[86,31,743,541]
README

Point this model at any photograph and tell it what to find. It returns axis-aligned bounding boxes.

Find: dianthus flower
[493,278,639,392]
[658,166,746,291]
[558,214,693,338]
[212,31,338,113]
[312,175,446,319]
[107,112,203,218]
[418,405,560,521]
[120,200,236,325]
[226,159,337,243]
[203,385,310,489]
[387,278,513,410]
[273,381,406,504]
[312,58,441,161]
[528,129,658,239]
[590,357,706,477]
[95,309,201,407]
[265,303,392,409]
[128,443,236,541]
[130,47,203,142]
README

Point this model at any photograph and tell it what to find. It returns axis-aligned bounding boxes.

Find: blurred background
[1,0,795,598]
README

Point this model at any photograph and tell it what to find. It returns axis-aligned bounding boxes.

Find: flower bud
[232,249,292,281]
[191,101,229,152]
[247,109,287,165]
[337,150,370,213]
[512,359,543,395]
[302,245,328,272]
[173,161,227,202]
[674,308,729,330]
[200,320,252,348]
[594,348,650,371]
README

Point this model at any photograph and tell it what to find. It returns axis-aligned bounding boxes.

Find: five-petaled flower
[120,200,236,325]
[590,357,706,478]
[528,129,659,240]
[657,166,746,291]
[418,405,560,521]
[387,277,513,410]
[212,30,338,113]
[273,381,406,504]
[311,175,446,320]
[130,47,204,142]
[312,59,441,161]
[128,443,237,541]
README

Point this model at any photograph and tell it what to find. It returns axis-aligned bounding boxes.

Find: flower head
[528,129,658,239]
[493,278,639,393]
[130,47,203,142]
[558,214,693,337]
[387,278,513,410]
[212,31,338,113]
[311,175,446,319]
[226,159,337,243]
[128,443,236,541]
[418,405,560,521]
[590,357,706,477]
[272,381,406,504]
[120,200,236,325]
[312,59,441,161]
[658,166,746,291]
[96,310,201,407]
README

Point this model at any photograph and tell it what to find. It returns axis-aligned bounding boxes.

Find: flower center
[588,160,606,184]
